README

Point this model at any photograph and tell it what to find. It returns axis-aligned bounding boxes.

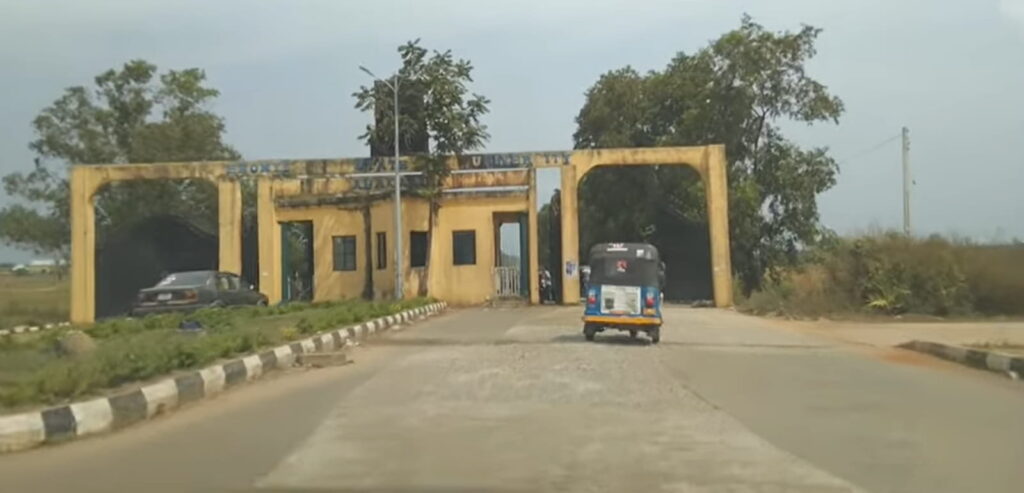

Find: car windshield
[155,272,212,287]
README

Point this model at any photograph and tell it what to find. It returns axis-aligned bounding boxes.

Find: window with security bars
[452,230,476,265]
[332,236,356,271]
[376,232,387,270]
[410,231,428,267]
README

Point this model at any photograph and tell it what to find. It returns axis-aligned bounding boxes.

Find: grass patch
[739,233,1024,319]
[0,297,432,411]
[0,274,69,329]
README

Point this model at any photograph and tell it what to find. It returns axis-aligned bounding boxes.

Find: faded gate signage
[222,151,574,178]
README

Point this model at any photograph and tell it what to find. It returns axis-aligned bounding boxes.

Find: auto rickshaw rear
[582,243,665,343]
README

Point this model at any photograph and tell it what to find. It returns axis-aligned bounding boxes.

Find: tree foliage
[574,16,843,292]
[0,60,239,259]
[353,40,490,161]
[353,40,490,296]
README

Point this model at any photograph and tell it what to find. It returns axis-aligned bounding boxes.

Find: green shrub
[742,282,790,315]
[846,234,972,315]
[295,317,313,335]
[741,233,1019,317]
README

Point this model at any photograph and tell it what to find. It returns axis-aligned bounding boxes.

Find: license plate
[157,293,172,301]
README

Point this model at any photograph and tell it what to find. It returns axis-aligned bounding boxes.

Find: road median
[897,340,1024,379]
[0,301,446,453]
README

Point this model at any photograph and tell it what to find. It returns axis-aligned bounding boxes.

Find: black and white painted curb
[0,301,446,453]
[898,340,1024,379]
[0,321,71,337]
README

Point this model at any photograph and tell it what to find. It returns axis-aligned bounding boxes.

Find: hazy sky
[1,0,1023,262]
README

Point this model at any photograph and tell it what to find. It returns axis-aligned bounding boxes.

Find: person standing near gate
[580,265,590,300]
[540,269,553,303]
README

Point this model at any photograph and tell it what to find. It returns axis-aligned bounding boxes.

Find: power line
[837,134,902,164]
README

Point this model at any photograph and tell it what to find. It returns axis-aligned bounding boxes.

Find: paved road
[1,306,1023,492]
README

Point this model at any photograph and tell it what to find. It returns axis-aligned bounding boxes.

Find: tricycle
[582,243,665,344]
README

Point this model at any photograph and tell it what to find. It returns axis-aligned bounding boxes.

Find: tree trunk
[418,198,437,297]
[361,202,374,300]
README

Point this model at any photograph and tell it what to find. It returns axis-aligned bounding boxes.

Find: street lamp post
[360,66,404,300]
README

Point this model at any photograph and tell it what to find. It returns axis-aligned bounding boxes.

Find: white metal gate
[493,266,521,298]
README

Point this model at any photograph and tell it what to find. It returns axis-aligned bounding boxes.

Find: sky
[1,0,1023,262]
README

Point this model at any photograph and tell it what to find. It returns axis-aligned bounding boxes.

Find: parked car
[131,270,267,316]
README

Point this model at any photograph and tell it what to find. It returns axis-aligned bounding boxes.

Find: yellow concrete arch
[69,162,242,323]
[553,145,732,308]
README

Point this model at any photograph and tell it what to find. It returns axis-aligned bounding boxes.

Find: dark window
[410,231,428,267]
[376,232,387,270]
[332,236,357,271]
[452,230,476,265]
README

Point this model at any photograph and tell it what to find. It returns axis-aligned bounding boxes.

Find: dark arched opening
[577,165,712,302]
[93,179,219,318]
[95,215,217,318]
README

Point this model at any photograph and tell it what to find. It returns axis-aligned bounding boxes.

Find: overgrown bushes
[0,298,431,409]
[740,233,1024,318]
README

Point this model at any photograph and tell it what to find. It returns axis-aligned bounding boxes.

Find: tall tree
[353,40,490,297]
[574,16,843,293]
[0,60,240,261]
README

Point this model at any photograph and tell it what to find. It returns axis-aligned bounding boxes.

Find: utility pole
[391,73,404,301]
[901,126,911,236]
[360,66,405,300]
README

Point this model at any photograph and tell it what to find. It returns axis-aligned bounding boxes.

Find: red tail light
[645,292,655,308]
[587,289,597,306]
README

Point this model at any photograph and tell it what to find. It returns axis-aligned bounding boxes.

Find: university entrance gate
[69,146,732,323]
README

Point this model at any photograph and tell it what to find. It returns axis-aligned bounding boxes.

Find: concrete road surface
[1,306,1023,492]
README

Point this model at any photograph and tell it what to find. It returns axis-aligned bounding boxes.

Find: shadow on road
[253,487,531,493]
[367,334,656,347]
[371,335,828,350]
[548,333,653,346]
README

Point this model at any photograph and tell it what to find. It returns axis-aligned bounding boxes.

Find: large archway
[576,165,712,302]
[548,146,732,308]
[69,162,242,323]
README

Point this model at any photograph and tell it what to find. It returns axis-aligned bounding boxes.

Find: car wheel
[256,299,268,307]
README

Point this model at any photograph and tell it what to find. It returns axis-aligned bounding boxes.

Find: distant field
[0,274,69,329]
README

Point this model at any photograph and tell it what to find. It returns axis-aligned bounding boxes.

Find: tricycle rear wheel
[650,327,661,344]
[583,323,597,341]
